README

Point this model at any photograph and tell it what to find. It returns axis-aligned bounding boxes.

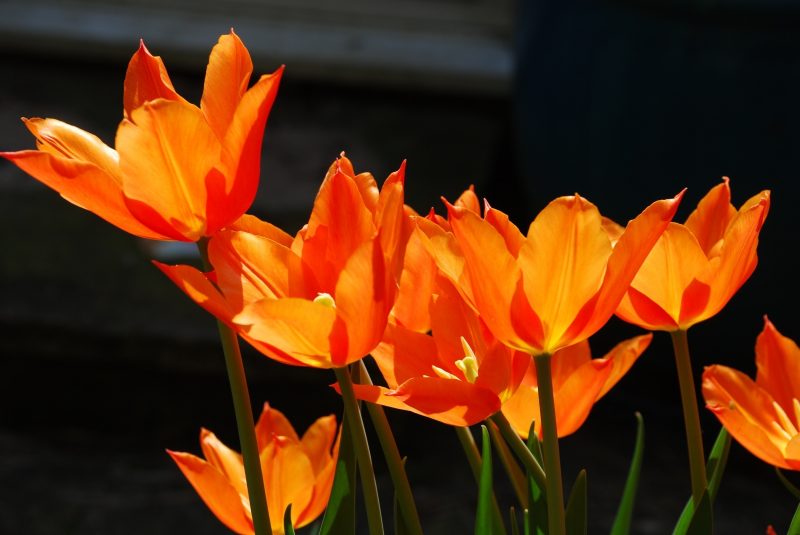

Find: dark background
[1,0,799,533]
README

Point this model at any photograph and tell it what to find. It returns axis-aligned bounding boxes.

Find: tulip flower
[444,191,682,356]
[157,155,407,368]
[351,277,530,426]
[501,334,652,438]
[169,404,339,534]
[1,31,283,241]
[703,318,800,471]
[616,179,770,331]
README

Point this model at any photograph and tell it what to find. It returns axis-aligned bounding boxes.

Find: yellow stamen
[432,365,459,381]
[313,292,336,308]
[771,421,793,442]
[793,398,800,430]
[455,337,479,384]
[773,401,798,436]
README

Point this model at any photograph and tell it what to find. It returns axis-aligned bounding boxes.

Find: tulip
[445,192,682,356]
[157,155,407,368]
[501,334,651,438]
[169,404,339,535]
[616,178,770,331]
[351,276,530,426]
[703,318,800,471]
[1,31,283,241]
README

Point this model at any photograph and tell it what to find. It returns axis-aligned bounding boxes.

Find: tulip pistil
[313,292,336,308]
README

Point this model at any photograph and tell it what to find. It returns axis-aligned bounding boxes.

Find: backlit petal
[300,415,337,474]
[261,440,315,533]
[372,324,440,387]
[683,178,737,255]
[201,31,254,139]
[168,450,253,535]
[596,334,651,398]
[154,261,237,323]
[755,318,800,414]
[123,41,186,117]
[553,359,612,437]
[391,227,436,331]
[200,429,247,498]
[255,403,300,446]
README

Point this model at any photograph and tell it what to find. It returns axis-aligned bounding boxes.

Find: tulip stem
[533,353,566,535]
[356,361,423,535]
[670,329,708,505]
[334,365,384,535]
[488,412,547,492]
[197,239,272,535]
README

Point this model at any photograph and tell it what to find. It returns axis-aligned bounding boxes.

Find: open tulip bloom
[169,404,338,535]
[703,318,800,471]
[1,31,283,241]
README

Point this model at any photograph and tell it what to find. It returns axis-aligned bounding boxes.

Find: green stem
[197,239,272,535]
[487,420,529,509]
[533,353,566,535]
[356,361,423,535]
[670,329,708,504]
[454,426,508,535]
[489,412,547,492]
[334,366,384,535]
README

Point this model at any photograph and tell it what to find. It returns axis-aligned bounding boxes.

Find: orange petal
[501,367,541,439]
[295,444,337,527]
[429,277,488,367]
[372,324,440,387]
[484,202,525,257]
[300,414,337,474]
[703,365,793,469]
[234,298,336,368]
[331,239,393,364]
[616,286,678,331]
[200,429,247,498]
[517,195,612,352]
[168,450,253,534]
[755,318,800,414]
[123,41,186,117]
[230,214,293,247]
[454,186,480,214]
[683,178,737,255]
[350,378,501,427]
[201,31,254,140]
[391,227,436,332]
[553,358,613,437]
[596,334,651,398]
[580,192,683,338]
[154,261,236,323]
[550,340,592,390]
[374,161,407,263]
[261,440,316,533]
[255,403,300,446]
[447,203,529,350]
[117,100,222,241]
[414,219,473,306]
[702,191,770,323]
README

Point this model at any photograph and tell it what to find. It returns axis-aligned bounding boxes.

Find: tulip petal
[300,414,337,474]
[616,286,678,331]
[391,227,436,332]
[123,41,186,117]
[350,378,501,427]
[200,429,248,498]
[168,450,253,535]
[261,440,316,532]
[684,178,737,255]
[153,261,236,323]
[23,117,121,177]
[372,324,440,387]
[118,100,222,241]
[255,403,300,446]
[501,369,541,439]
[596,334,651,398]
[703,365,792,469]
[517,195,611,352]
[553,359,613,437]
[455,186,480,214]
[230,214,293,247]
[201,31,254,140]
[484,202,525,257]
[755,318,800,414]
[234,298,336,368]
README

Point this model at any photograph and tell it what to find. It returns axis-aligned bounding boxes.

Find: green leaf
[610,412,645,535]
[565,469,587,535]
[526,424,547,535]
[788,502,800,535]
[319,412,358,535]
[477,425,494,535]
[672,427,730,535]
[284,504,297,535]
[393,457,413,535]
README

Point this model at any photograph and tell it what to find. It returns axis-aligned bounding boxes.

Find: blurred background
[1,0,799,533]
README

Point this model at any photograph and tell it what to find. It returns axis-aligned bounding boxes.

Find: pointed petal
[332,239,393,364]
[553,359,612,437]
[300,414,337,474]
[200,429,247,498]
[684,178,737,255]
[255,403,300,446]
[579,192,683,339]
[447,203,529,350]
[615,286,678,331]
[391,227,436,332]
[755,318,800,413]
[123,41,186,117]
[168,450,253,534]
[484,202,525,257]
[261,440,316,532]
[703,365,793,469]
[201,31,254,139]
[230,214,293,247]
[117,100,222,241]
[23,117,121,177]
[234,298,336,368]
[295,442,337,527]
[350,378,501,426]
[374,161,406,262]
[454,186,480,214]
[596,334,651,398]
[208,67,283,234]
[154,261,236,323]
[550,340,592,390]
[414,218,473,306]
[517,195,612,352]
[372,323,439,387]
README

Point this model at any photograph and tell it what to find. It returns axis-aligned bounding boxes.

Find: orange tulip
[502,334,652,438]
[157,155,407,368]
[444,191,682,356]
[616,179,770,331]
[1,31,283,241]
[169,404,339,535]
[702,318,800,471]
[350,276,529,426]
